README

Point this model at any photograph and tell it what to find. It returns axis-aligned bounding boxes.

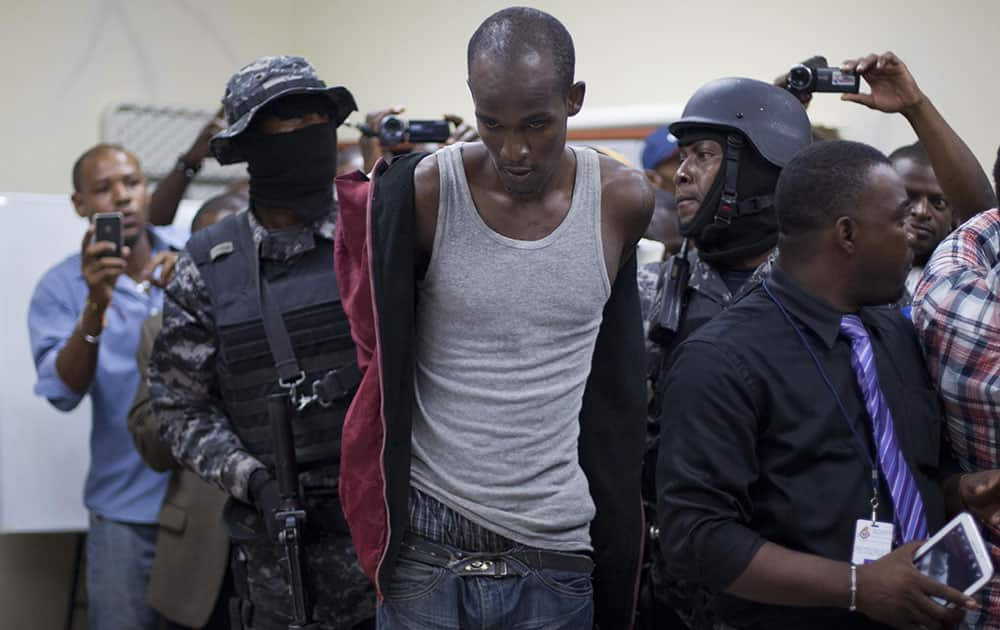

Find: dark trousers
[229,533,375,630]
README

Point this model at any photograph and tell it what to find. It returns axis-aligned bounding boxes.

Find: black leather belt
[399,532,594,578]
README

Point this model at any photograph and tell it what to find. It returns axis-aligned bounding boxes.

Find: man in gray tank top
[376,7,653,630]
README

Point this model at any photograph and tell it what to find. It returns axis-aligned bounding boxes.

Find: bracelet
[79,303,104,345]
[174,156,202,180]
[849,563,857,612]
[80,327,101,345]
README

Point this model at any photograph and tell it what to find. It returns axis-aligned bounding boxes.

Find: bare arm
[146,111,225,225]
[599,155,655,280]
[730,540,972,628]
[902,98,997,221]
[413,152,441,266]
[56,229,128,394]
[842,52,996,222]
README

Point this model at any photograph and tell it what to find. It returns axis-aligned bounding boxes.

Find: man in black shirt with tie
[657,140,1000,630]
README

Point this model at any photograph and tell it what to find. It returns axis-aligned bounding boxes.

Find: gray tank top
[409,143,610,551]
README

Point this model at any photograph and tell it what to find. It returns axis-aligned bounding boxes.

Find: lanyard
[762,279,881,522]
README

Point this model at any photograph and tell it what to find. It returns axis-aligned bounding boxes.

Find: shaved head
[467,6,575,93]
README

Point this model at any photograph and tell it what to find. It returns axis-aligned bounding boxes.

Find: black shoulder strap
[237,213,303,386]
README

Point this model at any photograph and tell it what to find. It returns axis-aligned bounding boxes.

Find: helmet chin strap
[713,133,774,225]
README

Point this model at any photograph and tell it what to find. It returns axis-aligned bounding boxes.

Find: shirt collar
[766,265,845,350]
[245,206,337,262]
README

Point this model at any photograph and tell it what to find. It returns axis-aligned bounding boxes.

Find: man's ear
[834,215,856,255]
[567,81,586,117]
[71,192,88,219]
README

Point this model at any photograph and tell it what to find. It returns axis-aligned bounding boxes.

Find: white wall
[0,0,296,194]
[3,1,997,195]
[1,1,997,627]
[300,0,1000,177]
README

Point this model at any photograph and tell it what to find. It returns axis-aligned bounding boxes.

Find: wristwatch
[174,156,202,180]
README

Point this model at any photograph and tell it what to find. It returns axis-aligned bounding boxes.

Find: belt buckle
[458,558,508,578]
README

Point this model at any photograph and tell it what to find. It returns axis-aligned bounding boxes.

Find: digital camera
[786,57,860,95]
[377,116,451,147]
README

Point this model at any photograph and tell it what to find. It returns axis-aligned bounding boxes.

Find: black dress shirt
[657,265,955,630]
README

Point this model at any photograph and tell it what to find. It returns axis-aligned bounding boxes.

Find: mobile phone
[913,512,994,602]
[93,212,123,258]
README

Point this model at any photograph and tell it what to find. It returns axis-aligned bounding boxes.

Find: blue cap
[641,126,680,171]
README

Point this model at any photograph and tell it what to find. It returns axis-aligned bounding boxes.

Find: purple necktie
[840,314,928,543]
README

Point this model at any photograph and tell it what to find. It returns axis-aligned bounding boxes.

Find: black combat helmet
[667,78,812,266]
[669,77,811,169]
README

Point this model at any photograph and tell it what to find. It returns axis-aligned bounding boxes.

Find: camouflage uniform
[637,248,775,630]
[147,55,373,630]
[148,210,375,630]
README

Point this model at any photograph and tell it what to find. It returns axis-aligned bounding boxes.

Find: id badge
[851,519,894,565]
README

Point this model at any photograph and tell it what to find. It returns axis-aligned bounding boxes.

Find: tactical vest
[187,214,357,469]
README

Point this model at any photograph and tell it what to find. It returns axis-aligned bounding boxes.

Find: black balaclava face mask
[237,118,337,224]
[678,129,782,269]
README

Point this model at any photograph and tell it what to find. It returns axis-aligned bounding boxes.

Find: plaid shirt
[913,208,1000,629]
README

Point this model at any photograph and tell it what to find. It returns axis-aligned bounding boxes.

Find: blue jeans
[378,489,592,629]
[87,512,159,630]
[377,543,593,630]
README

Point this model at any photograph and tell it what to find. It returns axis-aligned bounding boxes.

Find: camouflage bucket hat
[210,55,358,165]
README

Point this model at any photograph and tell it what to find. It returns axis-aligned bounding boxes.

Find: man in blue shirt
[28,143,187,630]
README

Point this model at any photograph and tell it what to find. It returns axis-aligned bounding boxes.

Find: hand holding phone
[93,212,123,258]
[855,540,974,628]
[914,512,994,605]
[81,213,128,311]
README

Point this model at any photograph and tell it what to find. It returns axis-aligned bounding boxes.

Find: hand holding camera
[355,105,480,172]
[784,55,860,99]
[777,55,859,108]
[840,52,926,116]
[357,105,452,148]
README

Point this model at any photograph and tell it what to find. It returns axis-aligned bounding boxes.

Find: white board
[0,193,200,533]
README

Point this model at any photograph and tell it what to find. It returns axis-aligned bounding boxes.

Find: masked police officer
[637,78,811,629]
[148,56,375,630]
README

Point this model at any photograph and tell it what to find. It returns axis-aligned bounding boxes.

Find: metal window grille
[101,103,248,198]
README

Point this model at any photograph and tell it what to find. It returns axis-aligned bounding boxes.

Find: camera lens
[787,65,813,92]
[380,116,407,146]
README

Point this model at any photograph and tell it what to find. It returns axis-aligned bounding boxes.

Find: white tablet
[913,512,994,601]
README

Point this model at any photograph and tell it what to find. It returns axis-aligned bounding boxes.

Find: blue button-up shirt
[28,226,188,523]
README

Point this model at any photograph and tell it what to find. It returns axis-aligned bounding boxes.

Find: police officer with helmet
[148,56,376,630]
[637,78,812,629]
